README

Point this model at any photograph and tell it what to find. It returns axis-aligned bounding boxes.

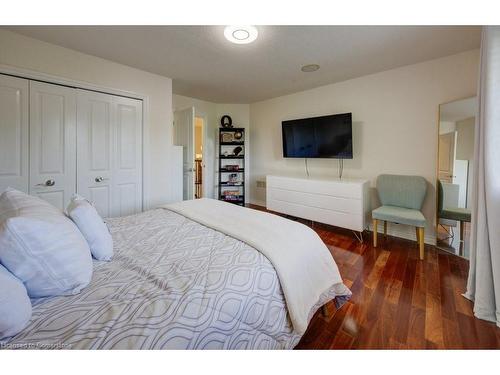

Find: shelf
[220,127,245,132]
[221,197,244,201]
[219,127,245,205]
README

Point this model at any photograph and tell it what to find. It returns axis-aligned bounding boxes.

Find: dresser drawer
[267,175,362,199]
[267,187,362,215]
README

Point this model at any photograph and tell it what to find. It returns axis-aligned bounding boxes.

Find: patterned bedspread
[4,208,348,349]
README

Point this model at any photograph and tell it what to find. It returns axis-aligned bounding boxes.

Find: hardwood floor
[248,204,500,349]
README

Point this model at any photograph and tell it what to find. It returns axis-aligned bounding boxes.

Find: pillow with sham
[66,194,113,261]
[0,188,93,298]
[0,264,32,340]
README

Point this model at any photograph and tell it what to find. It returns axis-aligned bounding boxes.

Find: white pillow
[0,264,32,339]
[0,188,93,298]
[66,194,113,261]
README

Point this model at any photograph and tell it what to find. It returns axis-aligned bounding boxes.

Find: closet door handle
[95,176,109,183]
[36,179,55,187]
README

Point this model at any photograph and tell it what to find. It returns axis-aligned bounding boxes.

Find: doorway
[173,107,208,201]
[194,117,204,198]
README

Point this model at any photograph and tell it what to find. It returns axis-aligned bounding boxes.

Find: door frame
[173,107,195,200]
[194,111,209,199]
[435,95,476,248]
[0,64,151,210]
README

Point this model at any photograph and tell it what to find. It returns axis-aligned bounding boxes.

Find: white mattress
[3,208,350,349]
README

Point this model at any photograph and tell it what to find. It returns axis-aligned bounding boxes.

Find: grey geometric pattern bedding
[3,209,349,349]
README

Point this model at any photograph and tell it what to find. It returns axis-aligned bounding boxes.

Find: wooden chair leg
[418,227,424,260]
[373,219,378,247]
[384,221,387,236]
[415,227,419,245]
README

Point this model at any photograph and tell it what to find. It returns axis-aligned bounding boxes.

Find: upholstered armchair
[372,174,428,260]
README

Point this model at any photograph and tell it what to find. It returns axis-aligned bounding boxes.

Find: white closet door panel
[0,74,29,193]
[77,90,113,217]
[88,186,111,217]
[30,81,76,210]
[112,96,142,217]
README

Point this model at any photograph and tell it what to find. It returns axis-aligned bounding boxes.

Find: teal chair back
[377,174,427,210]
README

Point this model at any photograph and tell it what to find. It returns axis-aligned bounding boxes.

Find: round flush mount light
[224,25,258,44]
[301,64,320,72]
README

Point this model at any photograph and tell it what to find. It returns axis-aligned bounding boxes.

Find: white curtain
[464,26,500,327]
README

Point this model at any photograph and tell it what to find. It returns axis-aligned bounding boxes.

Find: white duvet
[164,198,349,334]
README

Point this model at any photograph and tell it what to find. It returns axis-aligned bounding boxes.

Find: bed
[3,199,351,349]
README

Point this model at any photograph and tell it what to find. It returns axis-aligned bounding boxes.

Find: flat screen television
[282,112,353,158]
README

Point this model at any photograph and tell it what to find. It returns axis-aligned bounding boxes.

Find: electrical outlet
[256,180,266,188]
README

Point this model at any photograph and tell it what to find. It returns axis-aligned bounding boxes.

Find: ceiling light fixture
[301,64,320,72]
[224,25,258,44]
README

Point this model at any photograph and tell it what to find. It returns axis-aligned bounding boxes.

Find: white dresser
[266,175,370,232]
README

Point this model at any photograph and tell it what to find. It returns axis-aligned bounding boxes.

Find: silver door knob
[36,179,55,187]
[95,176,109,183]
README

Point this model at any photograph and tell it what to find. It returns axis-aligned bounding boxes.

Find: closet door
[112,96,142,216]
[77,91,142,217]
[0,75,29,193]
[29,81,76,210]
[77,90,114,217]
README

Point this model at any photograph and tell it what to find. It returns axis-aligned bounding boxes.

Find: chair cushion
[372,205,426,227]
[441,207,471,222]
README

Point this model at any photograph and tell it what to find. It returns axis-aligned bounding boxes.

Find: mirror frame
[435,96,476,258]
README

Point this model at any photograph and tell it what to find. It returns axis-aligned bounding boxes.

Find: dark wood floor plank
[247,204,500,349]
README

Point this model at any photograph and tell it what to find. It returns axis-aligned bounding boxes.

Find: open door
[438,132,456,183]
[173,107,195,200]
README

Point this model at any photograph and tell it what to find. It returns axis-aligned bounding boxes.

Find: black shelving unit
[218,127,245,206]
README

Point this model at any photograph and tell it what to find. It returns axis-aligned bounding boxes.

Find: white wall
[173,94,250,200]
[0,29,177,208]
[249,49,479,243]
[439,121,456,135]
[456,117,475,160]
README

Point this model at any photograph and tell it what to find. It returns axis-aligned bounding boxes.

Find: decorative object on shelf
[219,128,245,205]
[224,164,240,171]
[220,115,233,128]
[233,146,243,156]
[222,190,240,196]
[221,132,234,143]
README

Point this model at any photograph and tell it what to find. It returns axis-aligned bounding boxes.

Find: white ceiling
[5,26,481,103]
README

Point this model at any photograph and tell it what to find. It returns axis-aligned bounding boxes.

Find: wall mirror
[437,97,476,258]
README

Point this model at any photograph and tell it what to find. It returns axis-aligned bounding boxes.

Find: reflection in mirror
[437,97,476,258]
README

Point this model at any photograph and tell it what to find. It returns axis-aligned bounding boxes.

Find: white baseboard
[367,222,435,245]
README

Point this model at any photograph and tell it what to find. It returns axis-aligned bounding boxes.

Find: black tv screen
[282,113,353,158]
